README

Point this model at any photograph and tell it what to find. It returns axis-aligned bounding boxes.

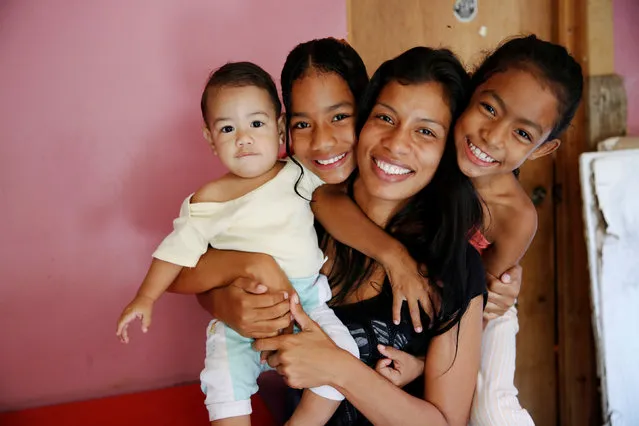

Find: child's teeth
[468,141,496,163]
[317,153,346,165]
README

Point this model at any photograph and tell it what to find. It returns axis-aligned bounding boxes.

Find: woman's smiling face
[357,80,452,203]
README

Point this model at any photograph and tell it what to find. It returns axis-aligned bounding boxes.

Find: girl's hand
[116,295,155,343]
[253,295,350,389]
[484,264,522,321]
[384,249,432,333]
[375,344,425,388]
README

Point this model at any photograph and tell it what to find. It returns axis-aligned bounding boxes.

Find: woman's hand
[384,248,433,333]
[198,277,292,339]
[253,295,351,389]
[375,345,425,388]
[484,264,522,321]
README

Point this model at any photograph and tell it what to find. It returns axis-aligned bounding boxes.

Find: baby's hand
[375,344,425,388]
[116,295,155,343]
[384,251,432,333]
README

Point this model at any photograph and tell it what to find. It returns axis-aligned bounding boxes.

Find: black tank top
[287,244,487,426]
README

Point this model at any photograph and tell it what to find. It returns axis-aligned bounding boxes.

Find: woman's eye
[376,114,393,124]
[250,120,265,128]
[418,128,435,137]
[480,102,496,116]
[293,121,310,129]
[516,129,532,141]
[221,125,234,133]
[332,113,350,122]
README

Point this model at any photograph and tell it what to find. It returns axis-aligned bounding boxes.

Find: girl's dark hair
[200,61,281,127]
[280,38,369,156]
[472,34,584,141]
[327,47,483,343]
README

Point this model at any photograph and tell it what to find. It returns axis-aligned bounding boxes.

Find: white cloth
[152,158,325,278]
[201,275,359,421]
[470,306,535,426]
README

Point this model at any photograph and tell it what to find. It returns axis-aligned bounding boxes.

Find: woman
[173,43,486,425]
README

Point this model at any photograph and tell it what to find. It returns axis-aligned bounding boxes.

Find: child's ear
[277,114,286,145]
[530,138,561,160]
[202,127,217,155]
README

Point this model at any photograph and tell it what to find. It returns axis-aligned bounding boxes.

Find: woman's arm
[338,296,483,426]
[167,248,294,338]
[168,248,285,294]
[313,185,431,331]
[257,294,483,426]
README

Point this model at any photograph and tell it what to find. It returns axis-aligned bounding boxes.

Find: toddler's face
[204,85,283,178]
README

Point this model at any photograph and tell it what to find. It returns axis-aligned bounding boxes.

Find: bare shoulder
[192,174,238,203]
[492,184,538,242]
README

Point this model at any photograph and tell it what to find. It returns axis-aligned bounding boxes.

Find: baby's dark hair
[472,34,583,141]
[280,38,369,153]
[200,61,281,127]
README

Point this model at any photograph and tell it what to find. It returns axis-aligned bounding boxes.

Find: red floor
[0,383,277,426]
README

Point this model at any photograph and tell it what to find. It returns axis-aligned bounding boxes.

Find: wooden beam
[555,0,603,425]
[588,74,628,146]
[586,0,615,76]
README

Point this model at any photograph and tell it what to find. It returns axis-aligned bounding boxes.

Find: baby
[116,62,358,425]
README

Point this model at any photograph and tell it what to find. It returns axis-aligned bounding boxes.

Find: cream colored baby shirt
[152,159,325,278]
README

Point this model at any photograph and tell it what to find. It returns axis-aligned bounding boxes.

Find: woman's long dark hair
[327,47,483,338]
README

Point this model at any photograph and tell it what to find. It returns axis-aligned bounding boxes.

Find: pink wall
[614,0,639,135]
[0,0,345,411]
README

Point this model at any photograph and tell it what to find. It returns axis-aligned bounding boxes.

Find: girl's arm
[256,294,483,426]
[481,202,536,319]
[312,184,431,331]
[482,202,537,279]
[312,184,406,265]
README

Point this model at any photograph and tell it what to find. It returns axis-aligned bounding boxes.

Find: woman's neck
[352,177,404,228]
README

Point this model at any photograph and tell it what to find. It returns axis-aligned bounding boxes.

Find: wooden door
[347,1,557,424]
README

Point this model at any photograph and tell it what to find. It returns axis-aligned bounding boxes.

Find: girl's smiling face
[288,71,357,184]
[455,68,562,178]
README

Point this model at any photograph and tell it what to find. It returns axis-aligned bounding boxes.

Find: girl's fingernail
[503,274,511,283]
[283,292,289,300]
[393,320,400,325]
[377,344,385,351]
[292,294,300,304]
[415,327,423,333]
